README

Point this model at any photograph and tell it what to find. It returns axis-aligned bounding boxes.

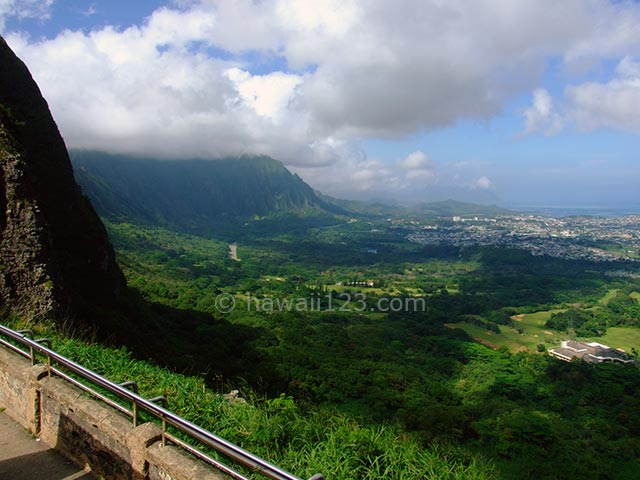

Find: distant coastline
[509,205,640,217]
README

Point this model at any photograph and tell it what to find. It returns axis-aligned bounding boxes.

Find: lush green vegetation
[3,314,497,480]
[77,218,640,479]
[71,151,346,238]
[4,210,640,479]
[546,289,640,338]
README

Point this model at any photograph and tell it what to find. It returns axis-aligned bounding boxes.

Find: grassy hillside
[2,313,498,480]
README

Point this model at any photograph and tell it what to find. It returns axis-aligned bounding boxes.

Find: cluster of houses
[549,341,635,364]
[336,280,376,288]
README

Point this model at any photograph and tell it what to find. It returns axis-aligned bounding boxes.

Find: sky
[1,0,640,210]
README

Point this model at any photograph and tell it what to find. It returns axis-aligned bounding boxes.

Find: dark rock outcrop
[0,36,125,323]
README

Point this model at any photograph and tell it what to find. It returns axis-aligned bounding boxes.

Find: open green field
[323,284,390,295]
[513,309,565,328]
[586,327,640,353]
[596,242,640,260]
[448,286,638,354]
[598,288,619,306]
[447,309,567,353]
[449,303,640,356]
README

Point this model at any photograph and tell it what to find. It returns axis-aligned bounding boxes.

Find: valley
[65,153,640,478]
[95,211,640,478]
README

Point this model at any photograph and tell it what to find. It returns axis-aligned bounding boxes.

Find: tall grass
[3,316,498,479]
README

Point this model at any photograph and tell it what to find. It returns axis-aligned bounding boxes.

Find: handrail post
[120,381,140,427]
[0,324,322,480]
[18,330,36,365]
[35,338,52,375]
[149,396,169,447]
[132,401,138,427]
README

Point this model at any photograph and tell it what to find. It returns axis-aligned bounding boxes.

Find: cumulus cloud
[0,0,53,30]
[225,68,302,121]
[566,56,640,134]
[3,0,640,200]
[397,151,436,181]
[292,0,597,139]
[293,149,438,200]
[292,155,399,199]
[521,88,563,136]
[475,176,492,189]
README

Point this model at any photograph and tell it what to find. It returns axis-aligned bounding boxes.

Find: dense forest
[67,216,640,480]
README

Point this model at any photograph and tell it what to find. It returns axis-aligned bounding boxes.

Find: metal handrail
[0,324,324,480]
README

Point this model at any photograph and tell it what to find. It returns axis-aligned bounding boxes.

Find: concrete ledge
[39,375,136,479]
[147,443,230,480]
[0,346,32,430]
[0,345,232,480]
[128,422,163,477]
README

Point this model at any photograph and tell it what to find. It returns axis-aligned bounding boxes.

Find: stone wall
[0,346,229,480]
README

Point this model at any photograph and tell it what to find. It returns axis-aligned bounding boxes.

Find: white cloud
[225,68,302,121]
[476,176,492,189]
[292,155,400,199]
[82,4,98,17]
[616,56,640,78]
[564,3,640,66]
[0,0,53,30]
[566,56,640,134]
[522,88,563,136]
[182,0,281,53]
[398,151,430,170]
[4,0,640,201]
[276,0,357,39]
[397,151,437,181]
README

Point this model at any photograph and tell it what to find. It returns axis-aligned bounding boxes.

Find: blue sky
[1,0,640,210]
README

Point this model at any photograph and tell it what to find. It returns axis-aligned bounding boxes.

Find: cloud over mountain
[3,0,640,201]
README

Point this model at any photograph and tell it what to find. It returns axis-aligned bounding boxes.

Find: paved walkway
[0,410,95,480]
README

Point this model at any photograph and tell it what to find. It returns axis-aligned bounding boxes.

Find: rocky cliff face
[0,36,125,323]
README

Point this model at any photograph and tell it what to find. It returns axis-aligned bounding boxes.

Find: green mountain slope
[416,199,513,217]
[71,151,342,232]
[321,194,513,218]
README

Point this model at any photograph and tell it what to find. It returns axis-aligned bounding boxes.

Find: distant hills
[72,151,513,235]
[322,194,512,219]
[415,199,513,217]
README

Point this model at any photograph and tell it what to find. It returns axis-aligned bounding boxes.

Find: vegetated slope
[0,36,125,323]
[101,221,640,480]
[72,150,344,233]
[4,315,500,480]
[415,199,513,217]
[320,193,513,219]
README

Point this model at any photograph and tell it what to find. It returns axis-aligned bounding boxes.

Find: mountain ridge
[72,150,346,232]
[72,150,514,236]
